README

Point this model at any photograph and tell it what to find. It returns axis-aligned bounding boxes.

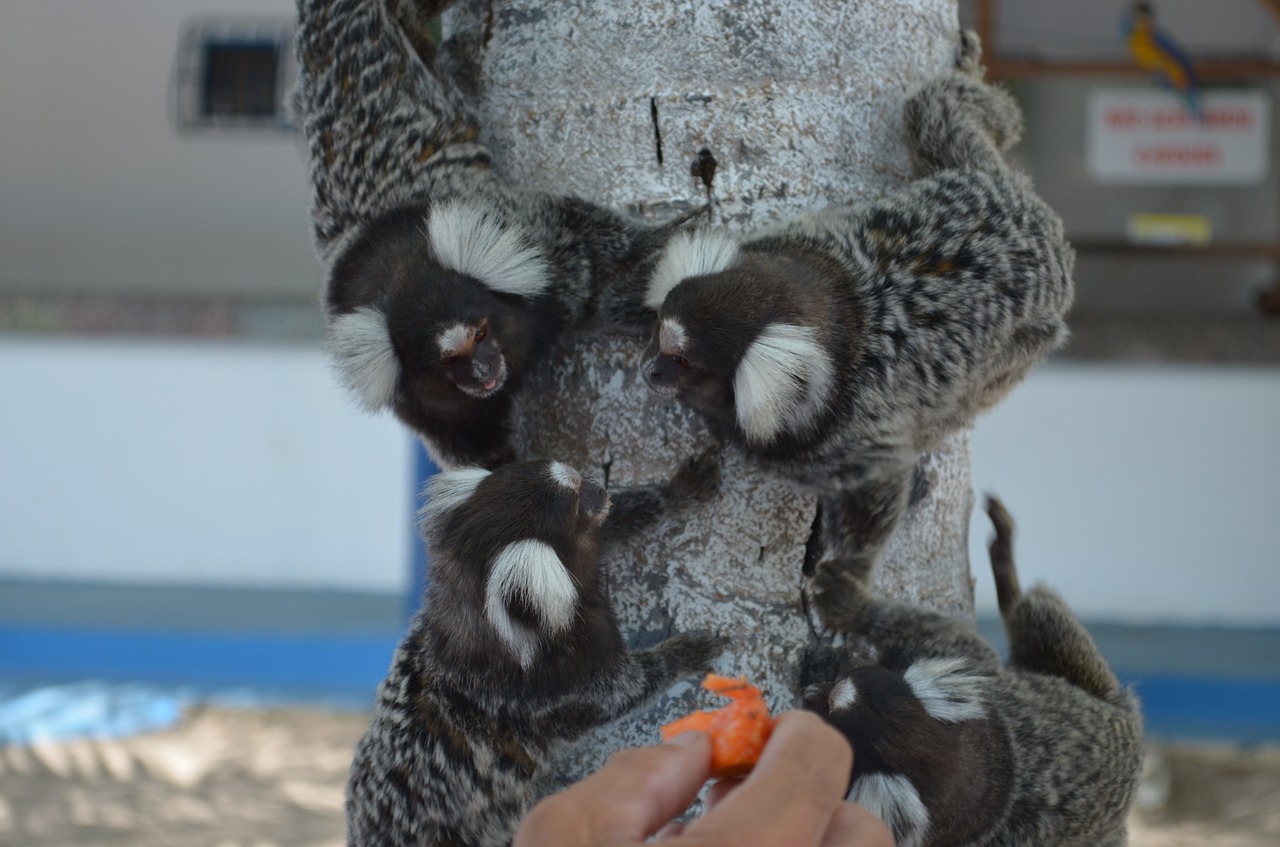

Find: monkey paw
[801,681,838,719]
[657,631,728,675]
[666,442,723,505]
[803,557,873,639]
[800,573,845,648]
[956,29,984,76]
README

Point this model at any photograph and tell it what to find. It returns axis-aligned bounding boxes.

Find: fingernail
[666,730,706,747]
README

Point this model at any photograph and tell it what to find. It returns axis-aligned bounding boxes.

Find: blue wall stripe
[1124,673,1280,743]
[0,625,397,700]
[406,439,440,623]
[2,625,1278,741]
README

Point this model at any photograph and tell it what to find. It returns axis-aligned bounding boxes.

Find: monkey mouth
[461,377,503,399]
[459,363,508,399]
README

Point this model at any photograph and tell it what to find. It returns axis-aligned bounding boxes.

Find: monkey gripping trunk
[443,0,972,785]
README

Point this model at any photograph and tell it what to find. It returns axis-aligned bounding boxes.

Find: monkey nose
[643,363,676,396]
[578,478,609,519]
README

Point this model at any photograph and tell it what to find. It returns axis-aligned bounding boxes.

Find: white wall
[0,1,318,298]
[969,364,1280,627]
[2,339,1276,626]
[0,337,412,593]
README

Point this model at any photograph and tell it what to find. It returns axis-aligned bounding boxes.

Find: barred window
[172,18,295,133]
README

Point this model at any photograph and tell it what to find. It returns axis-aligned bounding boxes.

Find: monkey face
[642,230,847,446]
[436,319,508,399]
[427,459,609,549]
[644,263,837,446]
[382,272,521,404]
[421,460,611,668]
[643,267,755,421]
[644,315,717,395]
[325,202,551,424]
[643,314,745,444]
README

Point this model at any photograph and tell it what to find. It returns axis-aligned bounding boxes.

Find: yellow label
[1125,214,1213,246]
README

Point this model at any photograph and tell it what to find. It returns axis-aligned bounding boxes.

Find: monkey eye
[439,353,459,366]
[672,354,691,370]
[473,324,488,343]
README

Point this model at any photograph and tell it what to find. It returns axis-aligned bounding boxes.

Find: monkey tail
[989,495,1131,707]
[985,494,1021,619]
[903,37,1023,177]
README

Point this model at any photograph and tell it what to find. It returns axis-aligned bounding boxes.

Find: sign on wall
[1086,89,1271,185]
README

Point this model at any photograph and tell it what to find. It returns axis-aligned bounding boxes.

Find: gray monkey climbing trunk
[444,0,971,781]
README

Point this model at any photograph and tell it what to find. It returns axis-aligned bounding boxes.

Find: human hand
[513,710,893,847]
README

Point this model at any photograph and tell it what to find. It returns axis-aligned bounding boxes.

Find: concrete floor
[0,706,1276,847]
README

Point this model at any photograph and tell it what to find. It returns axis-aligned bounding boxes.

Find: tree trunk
[444,0,972,783]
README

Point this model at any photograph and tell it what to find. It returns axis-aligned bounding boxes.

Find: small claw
[956,29,984,75]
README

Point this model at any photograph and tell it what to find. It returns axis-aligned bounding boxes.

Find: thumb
[515,732,712,846]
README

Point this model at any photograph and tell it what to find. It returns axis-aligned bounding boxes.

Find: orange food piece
[660,674,775,778]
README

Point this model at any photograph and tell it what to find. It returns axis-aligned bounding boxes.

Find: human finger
[818,802,894,847]
[702,777,743,811]
[653,820,686,839]
[681,711,853,845]
[514,732,712,847]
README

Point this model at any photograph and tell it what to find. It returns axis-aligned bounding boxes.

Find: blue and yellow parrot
[1123,1,1203,122]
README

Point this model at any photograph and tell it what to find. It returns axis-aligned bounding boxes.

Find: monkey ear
[547,461,582,490]
[847,773,931,847]
[325,306,400,411]
[733,323,834,445]
[827,677,859,712]
[658,316,688,352]
[645,230,742,310]
[427,201,551,297]
[419,467,493,527]
[903,657,988,723]
[485,539,578,668]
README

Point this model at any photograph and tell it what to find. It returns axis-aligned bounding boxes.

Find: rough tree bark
[443,0,973,783]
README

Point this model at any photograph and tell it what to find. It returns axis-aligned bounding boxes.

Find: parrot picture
[1123,1,1203,122]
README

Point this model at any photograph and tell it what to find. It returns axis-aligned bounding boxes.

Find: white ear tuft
[549,461,581,490]
[325,307,399,411]
[829,678,858,712]
[420,467,492,526]
[437,323,471,355]
[427,201,550,298]
[645,230,742,310]
[658,317,688,352]
[903,657,987,723]
[485,539,578,667]
[733,323,833,445]
[847,773,931,847]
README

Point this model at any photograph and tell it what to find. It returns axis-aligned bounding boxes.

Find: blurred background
[1,0,1278,844]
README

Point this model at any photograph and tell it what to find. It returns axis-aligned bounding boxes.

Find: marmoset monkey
[642,32,1074,583]
[346,458,724,847]
[804,496,1142,847]
[294,0,687,469]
